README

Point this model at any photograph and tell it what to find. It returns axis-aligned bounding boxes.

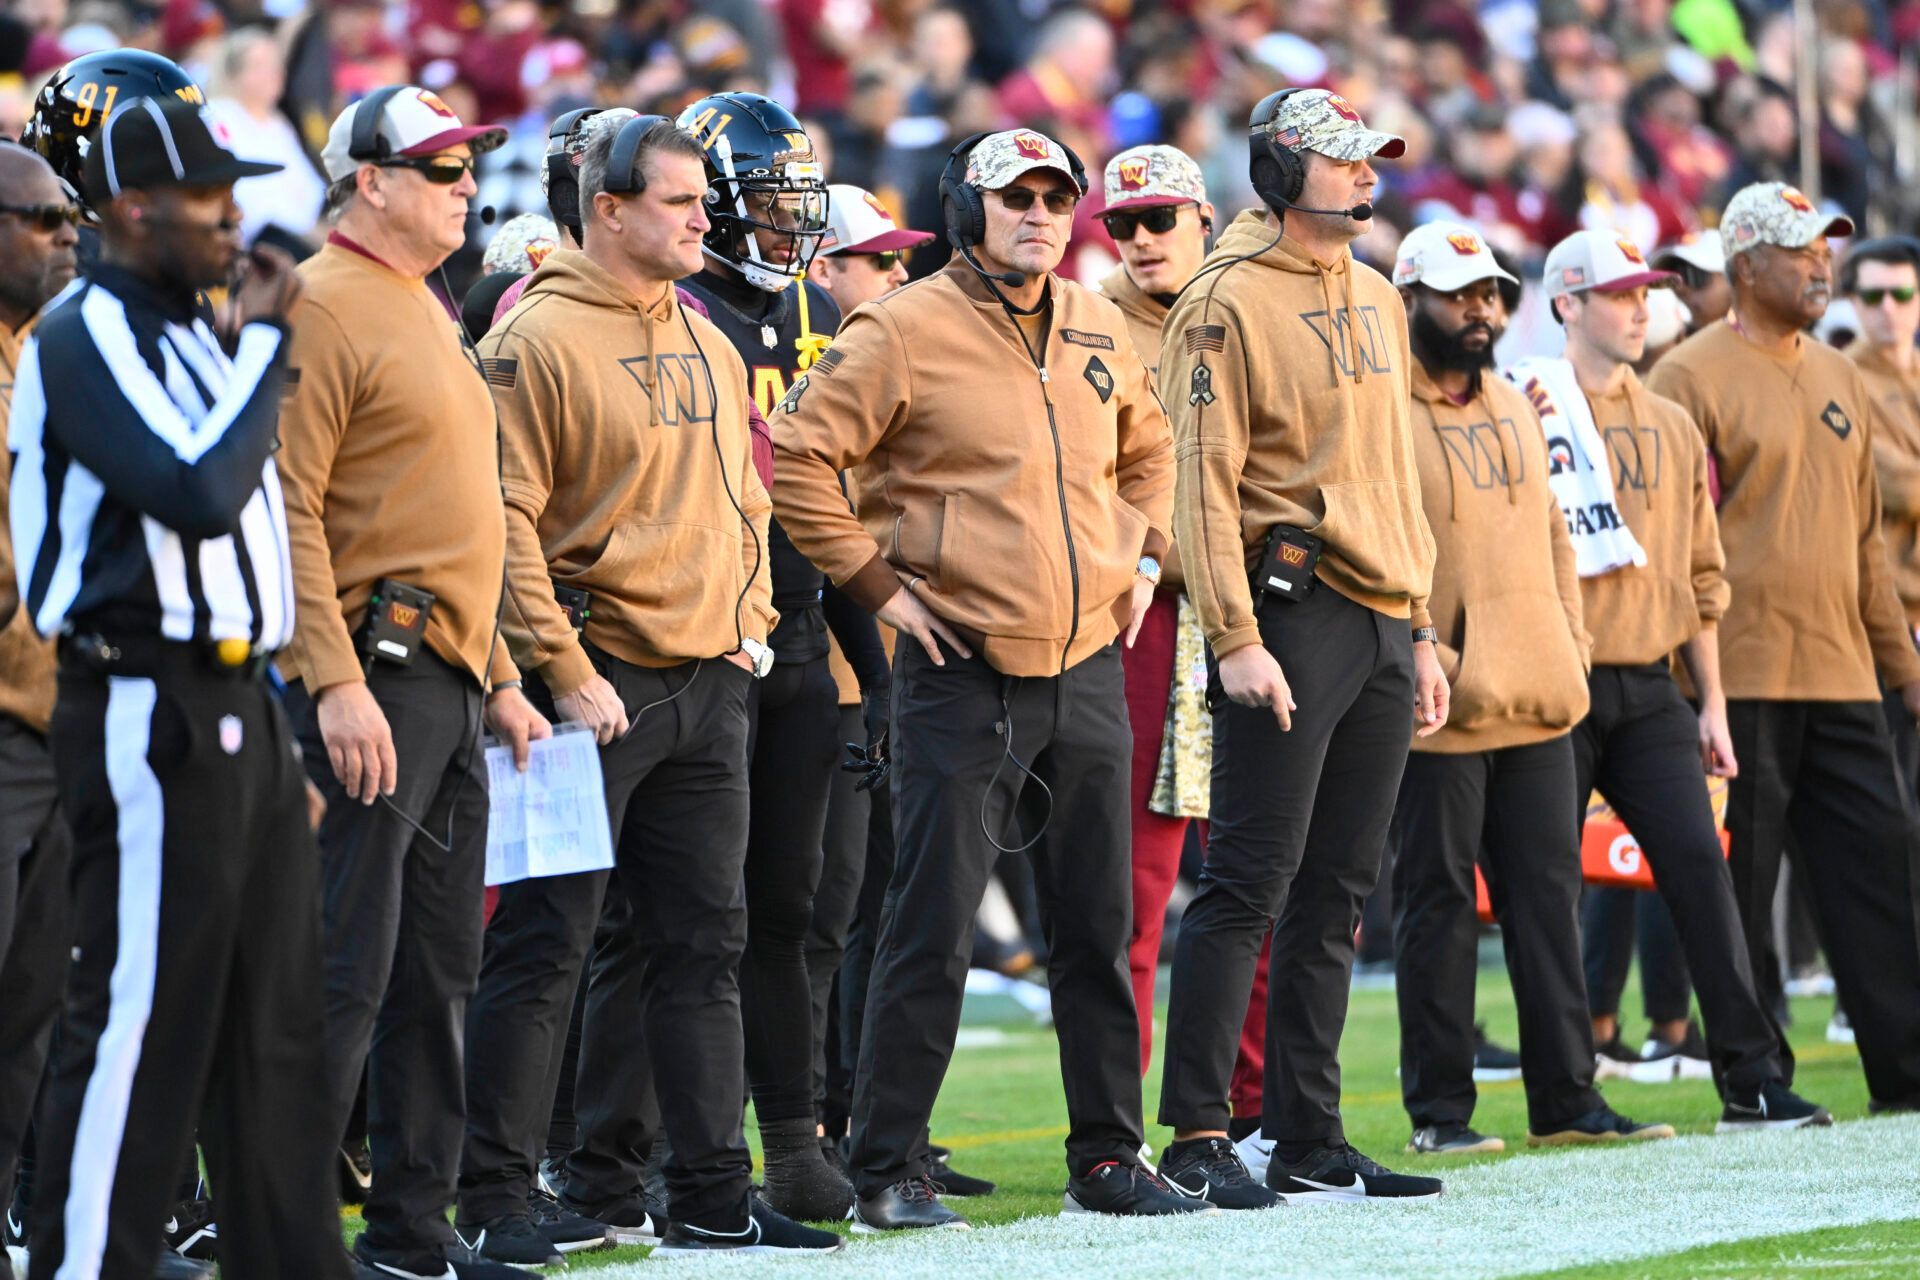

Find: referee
[7,97,349,1280]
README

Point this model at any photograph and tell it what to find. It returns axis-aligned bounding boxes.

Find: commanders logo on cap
[1326,94,1361,123]
[1447,231,1483,256]
[1781,187,1815,213]
[1616,239,1646,265]
[1118,156,1151,190]
[862,190,893,219]
[1014,133,1049,160]
[415,89,457,120]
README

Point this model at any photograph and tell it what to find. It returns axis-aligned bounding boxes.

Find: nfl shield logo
[219,715,243,756]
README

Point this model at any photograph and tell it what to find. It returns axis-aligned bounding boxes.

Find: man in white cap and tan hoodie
[1648,183,1920,1115]
[1523,227,1832,1134]
[274,85,554,1279]
[1386,219,1683,1157]
[806,182,936,315]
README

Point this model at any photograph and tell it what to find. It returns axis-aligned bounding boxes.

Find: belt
[60,632,279,680]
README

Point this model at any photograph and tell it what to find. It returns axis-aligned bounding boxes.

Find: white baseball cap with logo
[818,184,936,257]
[1652,229,1724,276]
[1542,229,1677,299]
[321,85,507,182]
[1392,220,1517,292]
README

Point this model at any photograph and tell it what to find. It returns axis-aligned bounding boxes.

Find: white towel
[1504,356,1647,577]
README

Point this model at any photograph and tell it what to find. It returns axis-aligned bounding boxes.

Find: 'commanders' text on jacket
[1163,211,1436,660]
[770,259,1175,678]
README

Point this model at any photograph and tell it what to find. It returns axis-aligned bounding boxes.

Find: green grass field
[332,960,1919,1278]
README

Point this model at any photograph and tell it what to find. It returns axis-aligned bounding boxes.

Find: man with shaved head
[0,140,79,1260]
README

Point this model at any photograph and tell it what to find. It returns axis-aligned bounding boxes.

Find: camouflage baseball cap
[1257,88,1405,162]
[1088,144,1207,216]
[1720,182,1854,257]
[964,129,1079,191]
[540,106,639,204]
[483,213,561,276]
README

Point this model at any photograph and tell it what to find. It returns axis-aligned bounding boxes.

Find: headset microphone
[1275,197,1373,220]
[955,238,1025,288]
[470,204,497,225]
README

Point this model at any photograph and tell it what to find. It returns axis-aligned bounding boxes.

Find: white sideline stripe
[58,679,164,1280]
[588,1116,1920,1279]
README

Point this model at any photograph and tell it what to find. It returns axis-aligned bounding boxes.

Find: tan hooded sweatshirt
[0,319,55,732]
[1099,262,1185,591]
[1409,364,1588,752]
[1165,211,1436,658]
[483,249,774,696]
[1648,321,1920,698]
[771,260,1173,679]
[1575,371,1729,665]
[1846,339,1920,626]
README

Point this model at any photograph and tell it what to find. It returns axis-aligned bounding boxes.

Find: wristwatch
[1136,556,1163,587]
[739,637,775,679]
[1411,626,1438,645]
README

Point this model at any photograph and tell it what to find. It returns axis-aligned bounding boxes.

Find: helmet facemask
[704,134,828,292]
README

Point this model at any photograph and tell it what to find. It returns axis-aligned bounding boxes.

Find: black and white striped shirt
[7,263,296,649]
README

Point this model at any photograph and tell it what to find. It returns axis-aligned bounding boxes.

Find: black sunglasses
[992,187,1079,216]
[0,202,84,232]
[378,155,477,184]
[1858,286,1919,305]
[1101,204,1190,239]
[864,250,902,271]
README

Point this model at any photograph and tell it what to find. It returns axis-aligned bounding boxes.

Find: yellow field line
[938,1042,1863,1149]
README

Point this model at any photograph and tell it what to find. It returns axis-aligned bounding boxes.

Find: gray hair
[578,119,705,219]
[322,174,358,222]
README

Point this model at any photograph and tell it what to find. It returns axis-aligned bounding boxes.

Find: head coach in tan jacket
[1648,182,1920,1113]
[1546,228,1829,1136]
[1380,222,1671,1157]
[1154,88,1448,1206]
[459,117,841,1258]
[771,128,1197,1230]
[271,86,551,1274]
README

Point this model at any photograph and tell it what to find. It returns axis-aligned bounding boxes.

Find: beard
[1411,305,1500,374]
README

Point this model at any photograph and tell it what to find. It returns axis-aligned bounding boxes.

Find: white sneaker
[8,1243,28,1280]
[1826,1013,1855,1045]
[1232,1130,1273,1184]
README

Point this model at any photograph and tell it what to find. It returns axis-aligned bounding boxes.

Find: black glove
[841,688,891,793]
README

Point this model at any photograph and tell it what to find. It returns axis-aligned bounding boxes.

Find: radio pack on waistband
[554,584,593,632]
[357,579,435,666]
[1255,525,1323,603]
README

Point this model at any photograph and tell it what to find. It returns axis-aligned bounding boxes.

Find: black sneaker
[355,1240,539,1280]
[1641,1022,1713,1081]
[526,1189,613,1253]
[554,1186,662,1246]
[1594,1033,1674,1083]
[853,1176,970,1232]
[652,1198,843,1255]
[1407,1123,1506,1155]
[1267,1144,1443,1202]
[1063,1161,1217,1217]
[452,1216,561,1267]
[4,1184,26,1252]
[1717,1081,1834,1133]
[925,1150,996,1198]
[163,1198,217,1261]
[1471,1024,1523,1083]
[339,1139,374,1205]
[1158,1138,1280,1210]
[1528,1106,1676,1146]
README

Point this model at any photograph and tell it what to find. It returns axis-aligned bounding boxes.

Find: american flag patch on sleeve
[482,357,518,389]
[1184,325,1226,354]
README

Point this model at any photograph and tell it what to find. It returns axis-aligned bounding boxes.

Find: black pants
[0,715,71,1206]
[1569,665,1784,1093]
[1159,588,1414,1140]
[743,655,839,1124]
[286,652,487,1264]
[1391,736,1603,1130]
[809,704,870,1134]
[850,643,1141,1195]
[469,651,755,1229]
[1725,698,1920,1105]
[32,655,346,1280]
[1887,682,1920,804]
[837,756,897,1143]
[1581,887,1692,1024]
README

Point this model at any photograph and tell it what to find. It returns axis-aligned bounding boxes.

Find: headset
[544,106,603,232]
[347,84,408,162]
[937,130,1088,290]
[601,112,671,196]
[1246,87,1374,222]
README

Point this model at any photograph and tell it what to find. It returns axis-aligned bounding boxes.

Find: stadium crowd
[2,1,1920,1278]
